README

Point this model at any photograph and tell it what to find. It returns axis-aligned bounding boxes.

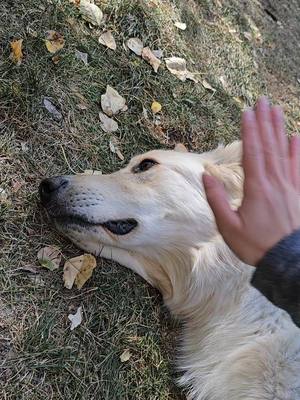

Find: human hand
[203,96,300,265]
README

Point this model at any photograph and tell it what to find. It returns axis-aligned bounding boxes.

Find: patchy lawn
[1,0,300,399]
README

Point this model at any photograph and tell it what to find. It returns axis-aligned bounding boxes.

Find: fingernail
[202,173,215,187]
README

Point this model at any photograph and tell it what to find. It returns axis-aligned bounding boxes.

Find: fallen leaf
[109,136,124,161]
[21,141,29,152]
[99,31,116,50]
[45,31,65,53]
[201,79,216,92]
[75,49,88,65]
[68,306,82,330]
[27,27,38,38]
[63,253,96,289]
[101,85,126,116]
[37,246,61,271]
[174,21,187,30]
[151,101,162,114]
[11,180,23,193]
[52,55,61,64]
[219,75,228,90]
[152,49,163,59]
[142,107,149,120]
[79,0,103,26]
[43,97,62,121]
[0,188,8,203]
[120,349,131,363]
[243,31,252,41]
[165,57,197,82]
[99,112,118,133]
[126,37,143,56]
[141,47,161,73]
[10,39,23,65]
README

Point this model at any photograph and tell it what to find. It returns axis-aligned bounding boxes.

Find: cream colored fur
[51,141,300,400]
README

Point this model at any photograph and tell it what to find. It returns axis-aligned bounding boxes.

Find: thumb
[202,173,240,235]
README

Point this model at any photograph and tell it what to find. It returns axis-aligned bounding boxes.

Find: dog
[40,142,300,400]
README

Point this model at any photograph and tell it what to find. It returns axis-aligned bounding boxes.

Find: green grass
[1,0,300,399]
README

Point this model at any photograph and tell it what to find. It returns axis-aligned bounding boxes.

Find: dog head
[40,142,242,258]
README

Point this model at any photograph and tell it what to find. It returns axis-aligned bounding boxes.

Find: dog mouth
[54,215,138,235]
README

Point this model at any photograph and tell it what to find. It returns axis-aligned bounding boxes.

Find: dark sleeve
[251,229,300,327]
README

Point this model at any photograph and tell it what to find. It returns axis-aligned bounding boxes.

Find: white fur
[52,141,300,399]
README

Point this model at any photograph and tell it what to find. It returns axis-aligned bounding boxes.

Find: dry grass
[1,0,300,399]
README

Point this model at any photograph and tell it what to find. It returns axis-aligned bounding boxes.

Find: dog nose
[39,176,69,205]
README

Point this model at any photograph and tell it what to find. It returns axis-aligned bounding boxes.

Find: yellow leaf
[63,254,96,289]
[37,246,62,271]
[151,101,162,114]
[10,39,23,65]
[45,31,65,54]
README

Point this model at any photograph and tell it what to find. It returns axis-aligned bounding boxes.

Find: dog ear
[204,162,243,199]
[174,143,188,153]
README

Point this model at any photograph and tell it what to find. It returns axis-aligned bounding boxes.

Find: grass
[1,0,300,399]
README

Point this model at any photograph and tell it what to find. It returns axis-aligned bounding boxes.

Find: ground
[1,0,300,399]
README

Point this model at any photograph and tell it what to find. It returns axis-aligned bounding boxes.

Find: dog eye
[132,159,158,173]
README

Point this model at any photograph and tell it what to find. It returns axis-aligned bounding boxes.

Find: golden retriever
[40,142,300,400]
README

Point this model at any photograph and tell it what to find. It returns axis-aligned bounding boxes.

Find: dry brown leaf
[68,306,82,330]
[52,55,61,64]
[99,31,116,50]
[79,0,103,26]
[165,57,197,82]
[202,80,216,92]
[99,112,118,133]
[101,85,126,116]
[75,49,88,64]
[45,31,65,53]
[10,39,23,65]
[151,101,162,114]
[43,97,62,121]
[174,21,187,30]
[120,349,131,363]
[141,47,161,73]
[126,37,143,56]
[37,246,61,271]
[64,254,96,290]
[109,136,124,161]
